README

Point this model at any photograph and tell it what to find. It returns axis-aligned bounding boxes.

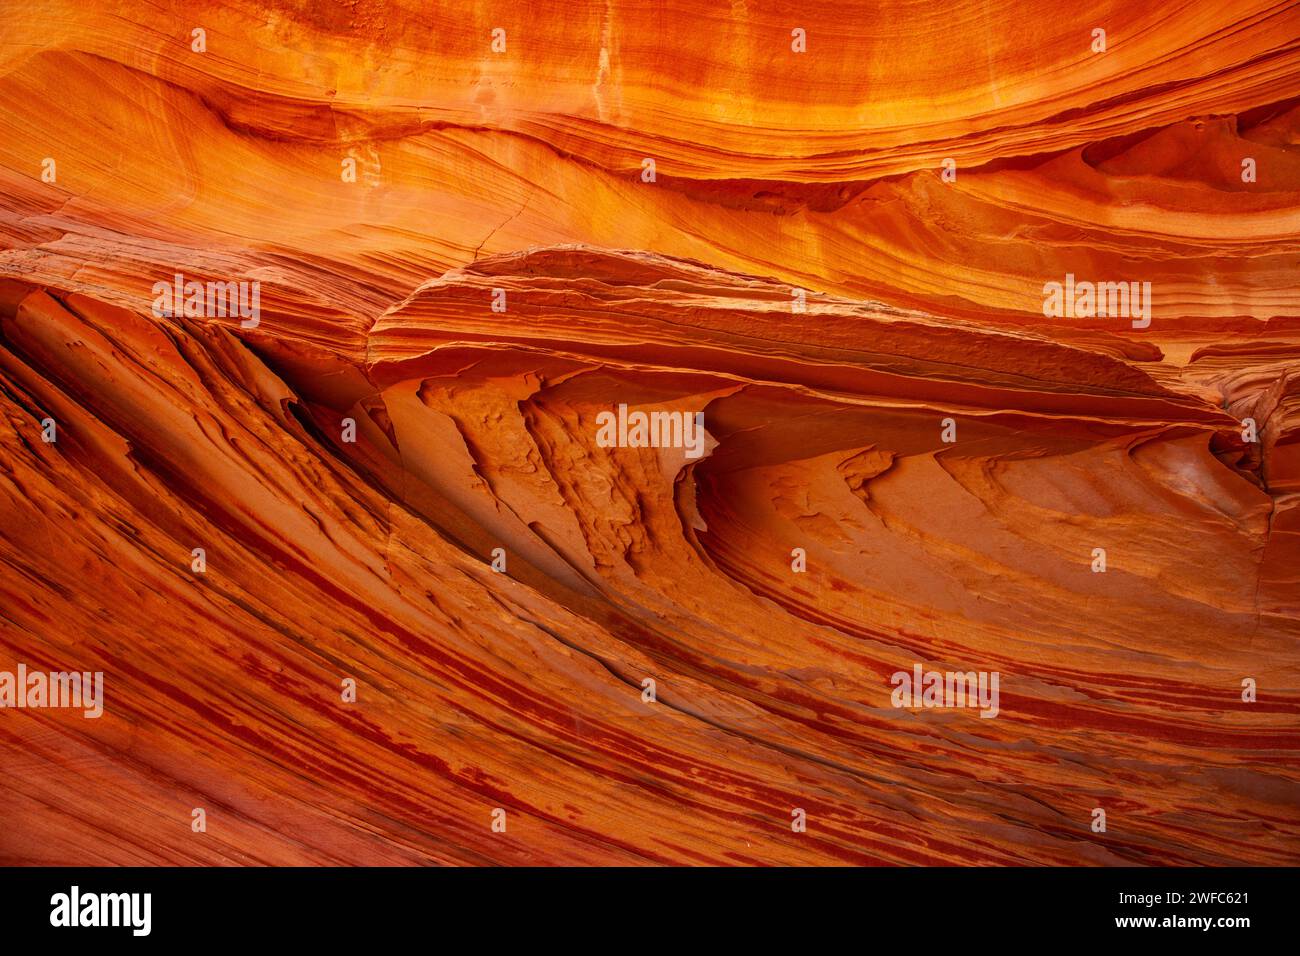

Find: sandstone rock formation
[0,0,1297,865]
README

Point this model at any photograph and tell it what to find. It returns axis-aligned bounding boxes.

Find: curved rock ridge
[0,1,1298,866]
[2,6,1299,332]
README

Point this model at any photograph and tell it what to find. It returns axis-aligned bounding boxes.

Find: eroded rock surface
[0,1,1297,865]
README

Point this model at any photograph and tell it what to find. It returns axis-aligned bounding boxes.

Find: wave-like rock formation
[1,1,1298,865]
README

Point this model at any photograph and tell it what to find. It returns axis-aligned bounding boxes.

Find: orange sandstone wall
[0,1,1297,865]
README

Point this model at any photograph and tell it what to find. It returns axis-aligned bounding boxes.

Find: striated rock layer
[0,1,1298,865]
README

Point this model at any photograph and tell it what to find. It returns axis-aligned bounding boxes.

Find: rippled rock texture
[1,1,1298,865]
